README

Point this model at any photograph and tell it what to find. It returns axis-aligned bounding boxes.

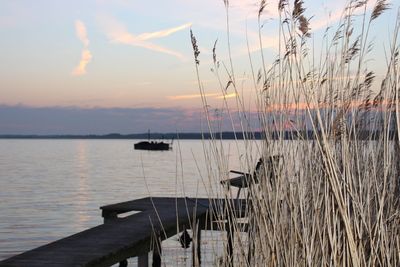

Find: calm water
[0,139,250,265]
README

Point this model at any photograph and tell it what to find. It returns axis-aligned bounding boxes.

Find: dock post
[138,254,149,267]
[247,191,254,265]
[103,211,118,224]
[152,231,162,267]
[227,226,233,266]
[119,259,128,267]
[226,211,234,267]
[197,224,202,266]
[192,220,202,266]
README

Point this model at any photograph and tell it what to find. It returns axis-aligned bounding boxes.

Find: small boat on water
[134,130,172,151]
[134,141,171,151]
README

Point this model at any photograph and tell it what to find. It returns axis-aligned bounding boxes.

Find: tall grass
[191,0,400,266]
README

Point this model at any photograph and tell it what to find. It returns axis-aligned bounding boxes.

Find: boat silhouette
[134,130,172,151]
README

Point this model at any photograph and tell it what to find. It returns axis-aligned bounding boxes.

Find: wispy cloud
[211,0,376,59]
[137,23,192,40]
[216,92,237,99]
[264,99,393,113]
[99,14,190,60]
[168,92,238,100]
[168,93,218,100]
[72,20,92,76]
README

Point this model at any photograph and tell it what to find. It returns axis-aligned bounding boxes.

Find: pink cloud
[99,14,190,60]
[72,20,92,76]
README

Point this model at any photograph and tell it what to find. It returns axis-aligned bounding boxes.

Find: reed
[191,0,400,266]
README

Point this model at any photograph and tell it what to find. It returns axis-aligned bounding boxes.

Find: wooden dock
[0,197,245,267]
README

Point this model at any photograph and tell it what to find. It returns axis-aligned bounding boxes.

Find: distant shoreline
[0,131,395,140]
[0,132,257,140]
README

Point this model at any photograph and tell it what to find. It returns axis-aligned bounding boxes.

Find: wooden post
[247,221,254,265]
[119,259,128,267]
[192,220,202,266]
[226,214,234,267]
[138,254,149,267]
[197,226,201,266]
[152,231,162,267]
[102,211,118,224]
[247,184,254,265]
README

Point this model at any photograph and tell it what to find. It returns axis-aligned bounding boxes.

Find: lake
[0,139,257,265]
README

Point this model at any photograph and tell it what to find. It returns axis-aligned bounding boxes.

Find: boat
[134,141,171,151]
[134,130,172,151]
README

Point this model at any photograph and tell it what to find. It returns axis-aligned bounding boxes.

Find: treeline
[0,130,397,140]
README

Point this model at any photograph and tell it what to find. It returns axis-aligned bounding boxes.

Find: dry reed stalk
[190,0,400,266]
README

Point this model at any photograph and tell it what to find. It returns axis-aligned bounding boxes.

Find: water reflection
[74,141,91,228]
[0,139,252,262]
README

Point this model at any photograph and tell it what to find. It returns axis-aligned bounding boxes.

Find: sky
[0,0,398,134]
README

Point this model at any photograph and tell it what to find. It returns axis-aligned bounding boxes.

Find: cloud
[168,92,238,100]
[0,105,205,134]
[99,14,189,60]
[72,49,92,76]
[213,0,376,59]
[216,92,237,99]
[0,101,390,135]
[137,23,192,40]
[75,20,89,46]
[168,93,218,100]
[72,20,92,76]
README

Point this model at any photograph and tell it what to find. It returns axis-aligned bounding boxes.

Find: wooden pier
[0,197,246,267]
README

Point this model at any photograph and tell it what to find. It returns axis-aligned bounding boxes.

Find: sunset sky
[0,0,397,134]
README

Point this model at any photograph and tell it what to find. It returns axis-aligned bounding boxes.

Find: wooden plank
[220,156,282,188]
[221,173,251,188]
[0,197,210,267]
